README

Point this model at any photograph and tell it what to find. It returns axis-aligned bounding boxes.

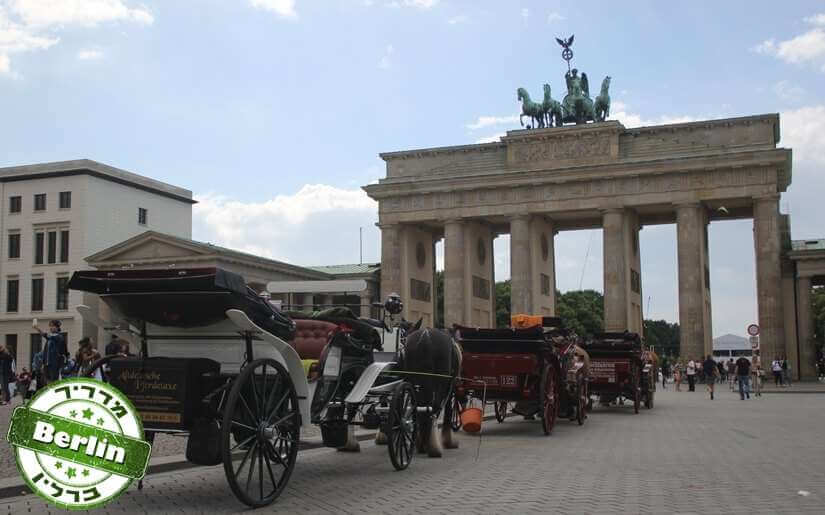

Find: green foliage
[812,286,825,352]
[556,289,604,339]
[495,280,511,328]
[643,319,681,358]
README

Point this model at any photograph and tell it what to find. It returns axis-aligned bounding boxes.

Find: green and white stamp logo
[6,377,151,510]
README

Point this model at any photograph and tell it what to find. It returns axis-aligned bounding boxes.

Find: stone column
[359,288,373,318]
[602,209,628,331]
[530,217,556,316]
[444,219,466,328]
[379,224,402,304]
[753,195,784,363]
[676,203,707,360]
[796,276,816,379]
[510,215,532,315]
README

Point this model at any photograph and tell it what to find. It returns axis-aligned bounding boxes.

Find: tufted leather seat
[291,319,337,360]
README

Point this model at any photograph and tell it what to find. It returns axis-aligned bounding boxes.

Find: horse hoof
[374,431,388,446]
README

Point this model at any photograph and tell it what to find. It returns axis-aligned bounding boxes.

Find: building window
[56,277,69,311]
[8,233,20,259]
[472,275,490,300]
[34,194,46,211]
[9,196,21,213]
[59,191,71,209]
[5,334,17,362]
[60,230,69,263]
[540,273,551,296]
[6,279,19,313]
[410,278,431,302]
[138,207,147,225]
[30,334,42,365]
[47,231,57,264]
[31,277,44,311]
[34,232,44,264]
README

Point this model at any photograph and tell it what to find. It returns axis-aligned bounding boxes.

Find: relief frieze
[509,134,612,166]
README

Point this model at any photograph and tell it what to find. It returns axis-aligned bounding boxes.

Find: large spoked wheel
[387,381,417,471]
[449,393,463,432]
[541,365,557,436]
[494,401,508,423]
[222,358,300,508]
[576,379,586,426]
[633,374,641,414]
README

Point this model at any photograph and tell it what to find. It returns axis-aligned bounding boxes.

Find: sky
[2,0,825,338]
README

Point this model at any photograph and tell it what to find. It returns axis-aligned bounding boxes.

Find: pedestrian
[781,356,792,387]
[704,354,717,400]
[752,351,763,397]
[0,344,14,405]
[717,361,726,384]
[674,362,682,391]
[696,359,704,384]
[686,358,696,392]
[33,320,68,385]
[771,356,783,387]
[15,367,31,400]
[727,358,736,391]
[104,334,122,356]
[736,355,751,399]
[75,338,102,378]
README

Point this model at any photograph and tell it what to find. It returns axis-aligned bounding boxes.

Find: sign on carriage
[6,377,151,510]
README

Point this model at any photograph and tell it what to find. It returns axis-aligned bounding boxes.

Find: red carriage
[582,332,656,413]
[453,316,588,435]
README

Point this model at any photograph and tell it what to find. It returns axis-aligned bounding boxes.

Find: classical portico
[785,239,825,379]
[364,114,792,362]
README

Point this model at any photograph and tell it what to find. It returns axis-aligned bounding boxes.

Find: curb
[0,412,502,501]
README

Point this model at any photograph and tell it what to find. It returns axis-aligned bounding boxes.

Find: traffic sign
[747,324,760,336]
[749,335,760,350]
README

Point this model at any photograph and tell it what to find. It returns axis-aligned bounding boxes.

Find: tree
[643,319,681,358]
[556,289,604,339]
[495,280,511,328]
[812,286,825,357]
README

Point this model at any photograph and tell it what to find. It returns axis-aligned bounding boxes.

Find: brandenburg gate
[363,114,793,365]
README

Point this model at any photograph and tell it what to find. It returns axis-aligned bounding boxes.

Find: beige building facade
[0,160,195,367]
[364,115,807,373]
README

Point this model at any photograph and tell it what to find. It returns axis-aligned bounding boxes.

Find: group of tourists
[0,320,132,405]
[664,351,766,400]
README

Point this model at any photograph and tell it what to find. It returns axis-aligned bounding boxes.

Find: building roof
[0,159,195,204]
[86,231,332,280]
[308,263,381,276]
[713,333,749,350]
[791,239,825,251]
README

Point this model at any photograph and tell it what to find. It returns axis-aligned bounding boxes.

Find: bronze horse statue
[594,76,611,122]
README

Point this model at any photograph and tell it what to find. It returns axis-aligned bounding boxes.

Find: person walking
[752,351,763,396]
[0,344,14,405]
[727,358,736,391]
[34,320,68,386]
[104,334,122,356]
[674,362,682,392]
[717,361,726,384]
[686,358,696,392]
[782,357,792,387]
[75,338,101,378]
[771,356,783,387]
[704,354,717,400]
[736,355,751,399]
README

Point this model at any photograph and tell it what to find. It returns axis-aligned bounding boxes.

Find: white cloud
[193,185,379,266]
[8,0,154,27]
[466,114,518,130]
[475,132,505,144]
[751,38,776,55]
[611,101,695,128]
[448,14,467,25]
[780,105,825,165]
[547,12,564,23]
[378,44,393,69]
[249,0,297,18]
[773,79,804,102]
[804,13,825,26]
[77,48,103,60]
[403,0,438,8]
[0,52,9,73]
[521,7,529,20]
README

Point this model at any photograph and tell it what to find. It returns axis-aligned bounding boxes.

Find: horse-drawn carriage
[453,316,588,435]
[68,268,459,507]
[581,332,656,413]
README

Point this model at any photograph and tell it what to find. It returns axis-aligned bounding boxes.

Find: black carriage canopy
[67,267,295,340]
[582,331,643,352]
[453,325,551,354]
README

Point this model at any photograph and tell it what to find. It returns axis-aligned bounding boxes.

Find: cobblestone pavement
[3,387,825,514]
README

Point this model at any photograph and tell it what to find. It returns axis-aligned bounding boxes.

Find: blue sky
[2,0,825,337]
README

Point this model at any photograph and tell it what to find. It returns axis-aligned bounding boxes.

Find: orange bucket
[461,407,483,433]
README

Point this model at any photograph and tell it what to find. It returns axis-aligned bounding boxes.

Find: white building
[712,333,752,363]
[0,160,194,366]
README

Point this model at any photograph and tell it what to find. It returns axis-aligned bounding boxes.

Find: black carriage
[581,332,656,413]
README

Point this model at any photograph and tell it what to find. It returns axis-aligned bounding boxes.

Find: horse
[594,76,611,122]
[542,84,563,128]
[392,328,462,457]
[518,87,545,129]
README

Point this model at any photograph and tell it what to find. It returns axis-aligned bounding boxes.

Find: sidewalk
[760,380,825,394]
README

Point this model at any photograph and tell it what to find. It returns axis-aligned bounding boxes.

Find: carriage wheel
[633,375,641,414]
[541,366,557,435]
[494,401,508,423]
[222,358,299,508]
[387,381,417,471]
[449,393,463,432]
[576,380,586,426]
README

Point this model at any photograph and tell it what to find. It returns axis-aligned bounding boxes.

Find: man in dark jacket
[736,356,751,400]
[34,320,68,385]
[703,355,717,399]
